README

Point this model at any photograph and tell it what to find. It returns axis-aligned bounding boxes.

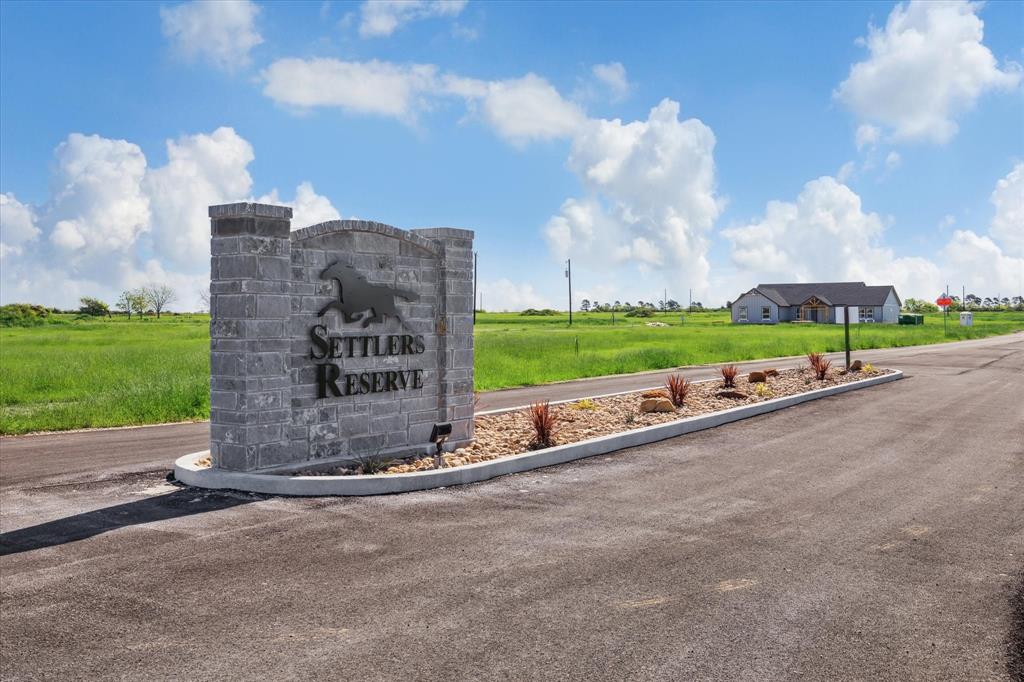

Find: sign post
[565,259,573,327]
[936,296,952,335]
[843,304,851,370]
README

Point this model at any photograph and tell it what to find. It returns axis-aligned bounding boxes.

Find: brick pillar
[209,203,293,471]
[410,228,475,446]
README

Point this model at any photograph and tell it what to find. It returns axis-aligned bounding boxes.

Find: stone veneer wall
[209,203,474,472]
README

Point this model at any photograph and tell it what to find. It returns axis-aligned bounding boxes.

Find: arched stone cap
[292,219,442,256]
[410,227,475,241]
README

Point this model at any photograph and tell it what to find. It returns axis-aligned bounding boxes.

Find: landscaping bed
[338,364,894,475]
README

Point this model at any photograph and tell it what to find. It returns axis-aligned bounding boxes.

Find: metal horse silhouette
[318,262,419,327]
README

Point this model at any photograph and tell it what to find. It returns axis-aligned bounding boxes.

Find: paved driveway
[1,335,1022,679]
[2,333,1020,481]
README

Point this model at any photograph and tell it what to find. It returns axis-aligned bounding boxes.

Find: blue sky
[1,0,1021,311]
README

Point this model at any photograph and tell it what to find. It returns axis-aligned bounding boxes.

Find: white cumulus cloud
[545,99,721,293]
[262,59,586,143]
[45,134,151,256]
[144,127,255,270]
[0,193,40,258]
[462,73,587,144]
[722,176,941,298]
[262,58,442,121]
[835,0,1021,144]
[358,0,467,38]
[257,181,342,228]
[0,128,337,311]
[943,230,1023,295]
[161,0,263,72]
[940,163,1024,294]
[988,162,1023,257]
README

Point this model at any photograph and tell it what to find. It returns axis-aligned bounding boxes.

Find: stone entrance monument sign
[207,203,474,472]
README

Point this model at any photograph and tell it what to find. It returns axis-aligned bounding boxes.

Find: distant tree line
[579,299,711,313]
[0,283,183,327]
[903,294,1024,313]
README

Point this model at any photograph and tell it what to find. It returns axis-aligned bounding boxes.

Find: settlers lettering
[310,260,431,400]
[310,325,426,398]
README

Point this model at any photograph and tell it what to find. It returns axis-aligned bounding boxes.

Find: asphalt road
[2,334,1020,482]
[1,334,1022,680]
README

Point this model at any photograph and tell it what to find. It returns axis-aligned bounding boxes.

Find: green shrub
[520,308,560,316]
[0,303,56,327]
[624,307,655,318]
[78,297,110,317]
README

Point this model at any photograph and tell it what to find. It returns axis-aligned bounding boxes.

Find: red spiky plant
[528,401,558,449]
[721,365,739,388]
[807,352,832,380]
[665,374,690,407]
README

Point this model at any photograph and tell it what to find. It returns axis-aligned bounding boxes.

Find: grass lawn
[473,310,1024,390]
[1,310,1021,434]
[1,315,211,435]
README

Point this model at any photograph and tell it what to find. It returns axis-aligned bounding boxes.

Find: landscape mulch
[375,366,893,475]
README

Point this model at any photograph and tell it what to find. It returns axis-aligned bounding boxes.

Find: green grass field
[2,311,1021,434]
[474,310,1024,389]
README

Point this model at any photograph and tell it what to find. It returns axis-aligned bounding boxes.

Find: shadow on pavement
[0,486,260,556]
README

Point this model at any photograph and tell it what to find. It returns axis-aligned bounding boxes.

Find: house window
[738,306,747,321]
[859,307,874,322]
[761,306,771,321]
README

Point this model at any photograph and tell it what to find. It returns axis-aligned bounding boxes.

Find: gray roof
[749,282,899,306]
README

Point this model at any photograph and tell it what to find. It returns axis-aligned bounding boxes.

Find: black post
[566,259,573,326]
[472,251,478,324]
[844,305,851,369]
[945,285,949,335]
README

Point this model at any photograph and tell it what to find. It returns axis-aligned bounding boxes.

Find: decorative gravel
[377,366,893,475]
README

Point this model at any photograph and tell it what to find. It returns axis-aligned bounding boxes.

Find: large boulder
[849,360,863,371]
[764,368,779,377]
[748,371,767,383]
[640,397,675,413]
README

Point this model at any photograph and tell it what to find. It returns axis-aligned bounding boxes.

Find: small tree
[116,291,133,320]
[580,299,590,313]
[78,296,110,317]
[142,283,177,319]
[117,289,148,320]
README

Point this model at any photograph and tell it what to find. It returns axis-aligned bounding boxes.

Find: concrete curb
[174,370,903,496]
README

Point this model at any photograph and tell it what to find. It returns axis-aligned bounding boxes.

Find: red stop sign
[936,296,953,307]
